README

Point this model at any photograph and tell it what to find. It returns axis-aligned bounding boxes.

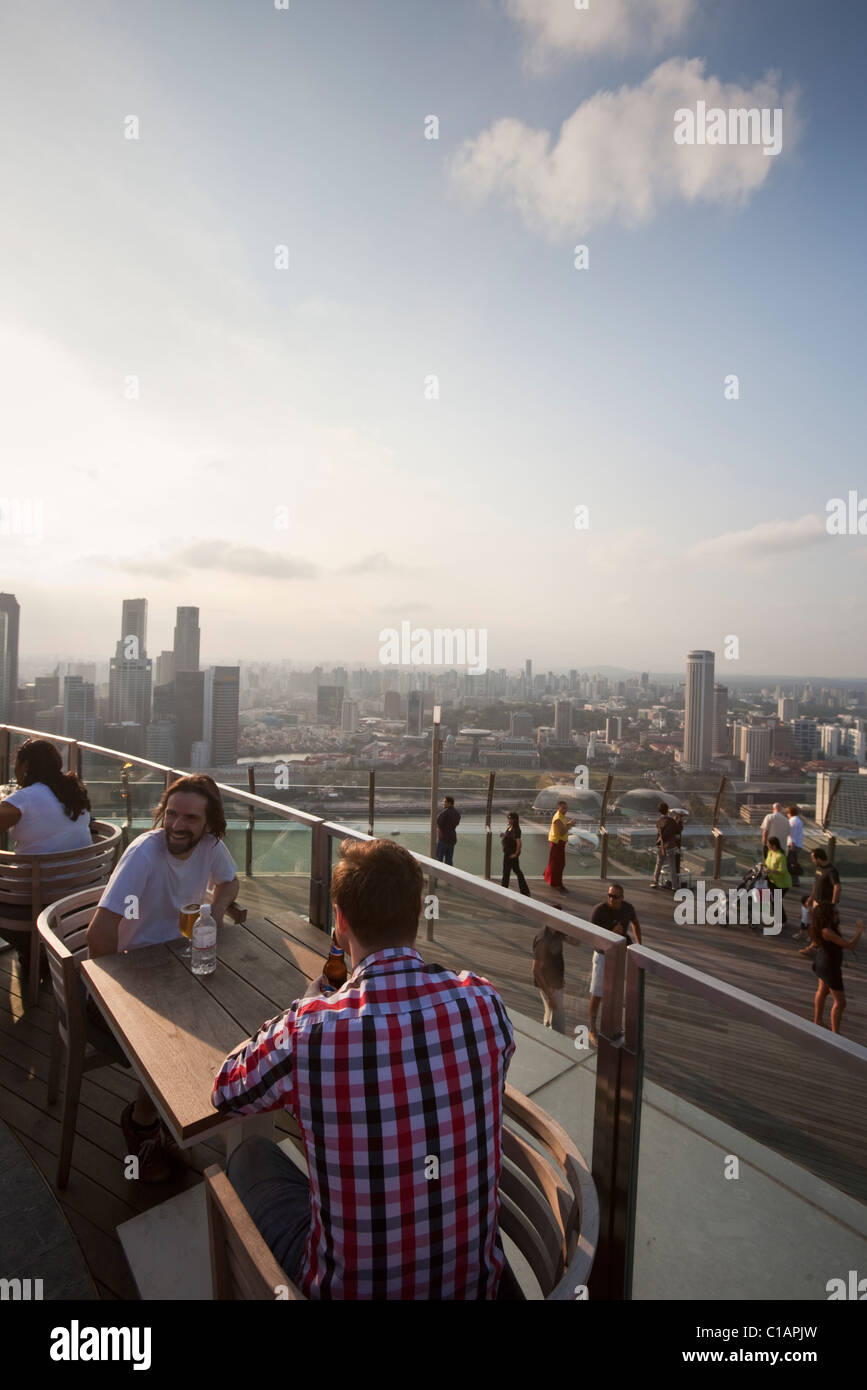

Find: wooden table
[81,920,310,1153]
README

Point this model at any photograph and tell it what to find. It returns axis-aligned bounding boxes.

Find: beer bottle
[321,935,348,994]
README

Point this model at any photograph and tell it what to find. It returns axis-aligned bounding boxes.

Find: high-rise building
[108,598,152,730]
[156,651,175,687]
[35,672,60,711]
[175,670,205,766]
[316,685,344,727]
[682,650,715,772]
[742,725,771,781]
[819,724,842,758]
[173,607,200,674]
[712,684,729,759]
[510,711,533,739]
[605,715,622,743]
[553,698,573,744]
[146,720,177,765]
[120,598,148,655]
[153,682,175,720]
[406,690,424,736]
[102,722,145,758]
[63,676,97,740]
[341,699,359,734]
[778,697,797,722]
[383,690,401,720]
[203,666,240,767]
[792,718,819,757]
[0,593,20,722]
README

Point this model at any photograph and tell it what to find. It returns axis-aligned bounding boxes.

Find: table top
[81,919,311,1143]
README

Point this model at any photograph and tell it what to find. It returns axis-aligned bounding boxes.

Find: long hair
[15,739,91,821]
[152,775,227,839]
[507,812,521,832]
[809,901,835,948]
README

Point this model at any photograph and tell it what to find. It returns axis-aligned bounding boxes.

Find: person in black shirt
[500,812,530,897]
[798,849,842,957]
[809,901,862,1034]
[588,885,641,1044]
[650,802,679,890]
[435,796,461,867]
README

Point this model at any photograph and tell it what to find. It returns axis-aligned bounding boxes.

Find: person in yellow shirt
[543,799,574,893]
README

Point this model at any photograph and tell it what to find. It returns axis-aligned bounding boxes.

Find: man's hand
[303,975,327,999]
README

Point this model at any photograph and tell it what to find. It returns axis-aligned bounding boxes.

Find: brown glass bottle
[322,936,348,993]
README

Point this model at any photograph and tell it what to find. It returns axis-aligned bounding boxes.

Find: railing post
[711,775,726,881]
[0,726,9,783]
[588,936,630,1301]
[598,773,613,879]
[245,766,256,878]
[308,821,329,931]
[823,775,841,865]
[67,740,80,778]
[120,764,132,850]
[368,770,375,838]
[483,771,496,881]
[429,716,441,859]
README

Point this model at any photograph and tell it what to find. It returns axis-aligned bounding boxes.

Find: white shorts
[590,932,634,997]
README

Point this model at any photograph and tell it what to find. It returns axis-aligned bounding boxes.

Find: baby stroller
[725,860,773,931]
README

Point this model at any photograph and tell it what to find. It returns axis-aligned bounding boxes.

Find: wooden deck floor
[1,871,864,1300]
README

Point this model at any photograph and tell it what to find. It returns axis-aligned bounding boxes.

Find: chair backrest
[37,887,108,1053]
[0,821,121,918]
[204,1165,306,1301]
[498,1084,599,1300]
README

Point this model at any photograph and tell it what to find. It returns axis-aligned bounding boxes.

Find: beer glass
[178,903,199,960]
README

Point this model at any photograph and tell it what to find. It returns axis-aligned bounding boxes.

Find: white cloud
[450,59,799,238]
[687,514,828,562]
[506,0,694,66]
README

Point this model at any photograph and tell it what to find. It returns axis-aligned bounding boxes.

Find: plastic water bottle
[191,903,217,976]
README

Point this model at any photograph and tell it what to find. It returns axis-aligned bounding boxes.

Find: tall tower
[120,598,148,655]
[683,650,715,772]
[173,607,200,674]
[108,598,152,727]
[203,666,240,767]
[712,684,729,759]
[0,593,20,721]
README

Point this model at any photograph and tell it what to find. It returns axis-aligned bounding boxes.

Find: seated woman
[0,741,93,973]
[0,739,93,854]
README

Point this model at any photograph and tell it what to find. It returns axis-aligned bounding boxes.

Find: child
[793,893,810,944]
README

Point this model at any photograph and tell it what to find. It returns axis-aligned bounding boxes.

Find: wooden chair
[204,1085,598,1300]
[204,1165,305,1300]
[0,820,121,1007]
[37,887,122,1188]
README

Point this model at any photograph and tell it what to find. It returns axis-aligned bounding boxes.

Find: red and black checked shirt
[211,946,515,1300]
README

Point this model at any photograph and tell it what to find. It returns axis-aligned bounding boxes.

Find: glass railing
[625,948,867,1299]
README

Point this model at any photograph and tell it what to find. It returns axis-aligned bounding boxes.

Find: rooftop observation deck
[1,726,866,1301]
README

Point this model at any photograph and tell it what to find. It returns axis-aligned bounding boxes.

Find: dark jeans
[226,1136,312,1283]
[501,856,530,896]
[435,841,455,866]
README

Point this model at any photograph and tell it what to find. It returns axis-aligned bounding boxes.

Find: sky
[1,0,865,677]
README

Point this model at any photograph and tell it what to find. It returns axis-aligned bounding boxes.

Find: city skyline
[1,3,866,672]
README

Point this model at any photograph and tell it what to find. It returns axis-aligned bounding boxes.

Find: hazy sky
[1,0,865,676]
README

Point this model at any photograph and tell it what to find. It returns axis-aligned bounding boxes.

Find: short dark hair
[152,775,227,839]
[331,838,423,948]
[658,802,669,814]
[443,795,454,806]
[811,848,828,863]
[606,883,624,895]
[786,805,799,817]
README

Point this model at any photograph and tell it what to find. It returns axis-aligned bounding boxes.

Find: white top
[98,828,238,952]
[787,815,804,849]
[760,811,790,849]
[4,782,93,854]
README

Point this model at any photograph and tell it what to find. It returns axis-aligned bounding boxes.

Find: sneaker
[120,1102,174,1184]
[649,882,659,890]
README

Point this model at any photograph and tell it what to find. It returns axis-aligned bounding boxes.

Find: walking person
[500,812,530,896]
[435,796,461,867]
[543,800,573,894]
[588,885,641,1046]
[798,849,841,957]
[532,926,565,1032]
[763,836,792,925]
[809,902,863,1035]
[786,804,804,886]
[650,802,679,890]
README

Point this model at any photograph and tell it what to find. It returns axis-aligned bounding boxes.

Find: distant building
[204,666,240,766]
[818,724,842,759]
[156,651,175,687]
[816,770,867,829]
[173,607,200,674]
[175,670,205,766]
[63,676,97,741]
[0,593,21,722]
[316,685,344,727]
[792,718,819,758]
[146,720,177,765]
[682,650,714,772]
[406,690,424,736]
[510,711,533,739]
[35,673,60,711]
[554,698,573,744]
[108,597,152,727]
[102,722,145,759]
[605,715,622,743]
[383,690,401,720]
[778,697,797,722]
[341,699,359,734]
[712,684,728,759]
[741,725,771,782]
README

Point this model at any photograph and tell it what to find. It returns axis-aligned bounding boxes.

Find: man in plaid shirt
[212,838,516,1300]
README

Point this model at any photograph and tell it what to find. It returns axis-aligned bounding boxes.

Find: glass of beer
[178,903,199,959]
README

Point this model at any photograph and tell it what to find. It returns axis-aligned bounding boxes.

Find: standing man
[543,799,574,894]
[588,884,641,1046]
[761,803,790,861]
[650,802,679,890]
[87,775,239,1182]
[435,795,461,867]
[786,804,804,885]
[798,848,842,958]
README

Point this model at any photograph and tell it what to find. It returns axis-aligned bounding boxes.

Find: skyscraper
[712,684,729,759]
[341,699,360,734]
[203,666,240,767]
[0,593,20,722]
[316,685,344,727]
[554,698,573,744]
[406,690,424,736]
[173,607,200,674]
[742,725,771,781]
[63,676,97,740]
[156,651,175,686]
[108,598,152,734]
[682,650,715,772]
[175,670,205,766]
[120,598,148,655]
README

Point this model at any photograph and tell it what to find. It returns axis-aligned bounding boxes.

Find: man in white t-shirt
[87,775,239,1183]
[760,803,790,860]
